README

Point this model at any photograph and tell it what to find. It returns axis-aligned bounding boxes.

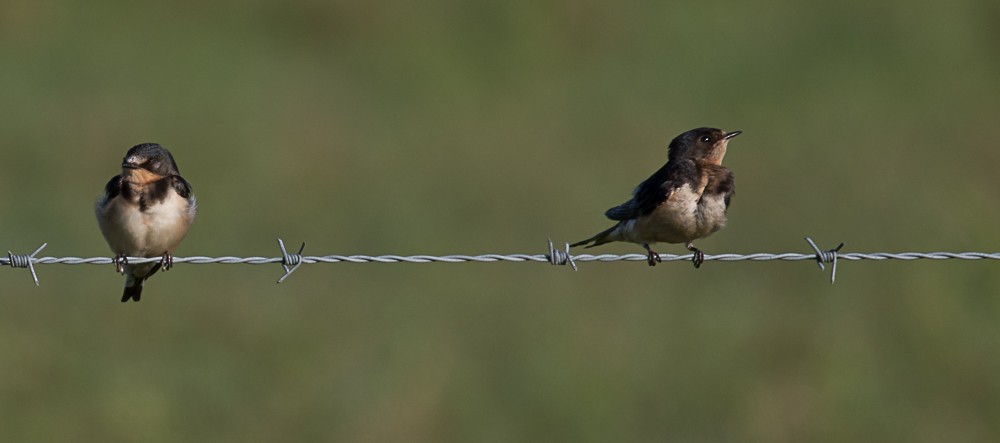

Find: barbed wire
[4,238,1000,287]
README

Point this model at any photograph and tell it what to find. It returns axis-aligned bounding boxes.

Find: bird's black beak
[122,163,141,170]
[724,130,742,140]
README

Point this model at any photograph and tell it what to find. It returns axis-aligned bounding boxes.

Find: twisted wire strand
[3,236,999,287]
[4,251,1000,266]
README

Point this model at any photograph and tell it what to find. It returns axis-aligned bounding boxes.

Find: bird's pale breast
[97,191,194,257]
[627,178,727,245]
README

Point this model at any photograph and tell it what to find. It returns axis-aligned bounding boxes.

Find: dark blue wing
[604,159,698,221]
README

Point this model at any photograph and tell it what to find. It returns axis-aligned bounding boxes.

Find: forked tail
[121,282,143,302]
[570,224,620,249]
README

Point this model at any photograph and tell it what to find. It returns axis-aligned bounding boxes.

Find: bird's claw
[642,244,662,267]
[113,254,128,274]
[646,251,661,266]
[687,244,704,269]
[160,251,173,271]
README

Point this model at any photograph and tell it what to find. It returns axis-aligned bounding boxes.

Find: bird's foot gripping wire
[686,242,704,268]
[160,251,174,271]
[643,244,662,267]
[113,254,128,274]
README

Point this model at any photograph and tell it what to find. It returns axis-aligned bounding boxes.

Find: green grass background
[2,0,1000,441]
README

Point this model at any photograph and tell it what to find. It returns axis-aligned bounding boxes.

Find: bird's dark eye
[700,136,711,143]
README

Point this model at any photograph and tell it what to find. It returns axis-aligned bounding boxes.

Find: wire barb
[276,238,306,283]
[6,243,47,286]
[546,239,577,271]
[805,237,844,284]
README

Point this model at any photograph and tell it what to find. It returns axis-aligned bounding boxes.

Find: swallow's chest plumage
[96,179,196,257]
[630,166,733,244]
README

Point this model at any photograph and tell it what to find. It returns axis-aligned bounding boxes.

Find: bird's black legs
[643,243,661,266]
[160,251,174,271]
[113,254,128,274]
[113,253,174,273]
[686,242,704,268]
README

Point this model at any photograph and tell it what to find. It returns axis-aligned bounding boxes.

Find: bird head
[121,143,180,183]
[668,128,741,165]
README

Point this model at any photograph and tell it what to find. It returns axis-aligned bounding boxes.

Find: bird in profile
[95,143,196,302]
[571,127,741,267]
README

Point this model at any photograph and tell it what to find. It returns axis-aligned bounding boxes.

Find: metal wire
[10,251,999,265]
[2,238,999,285]
[6,243,46,286]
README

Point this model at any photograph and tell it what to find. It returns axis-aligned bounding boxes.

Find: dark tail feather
[570,224,619,249]
[122,281,143,302]
[120,262,160,303]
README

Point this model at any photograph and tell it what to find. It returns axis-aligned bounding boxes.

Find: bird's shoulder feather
[170,175,193,199]
[97,175,123,209]
[604,159,700,220]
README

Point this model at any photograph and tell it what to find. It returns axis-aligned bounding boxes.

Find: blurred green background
[2,0,1000,441]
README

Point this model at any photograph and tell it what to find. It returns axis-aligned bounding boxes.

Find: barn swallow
[95,143,196,302]
[571,128,740,268]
